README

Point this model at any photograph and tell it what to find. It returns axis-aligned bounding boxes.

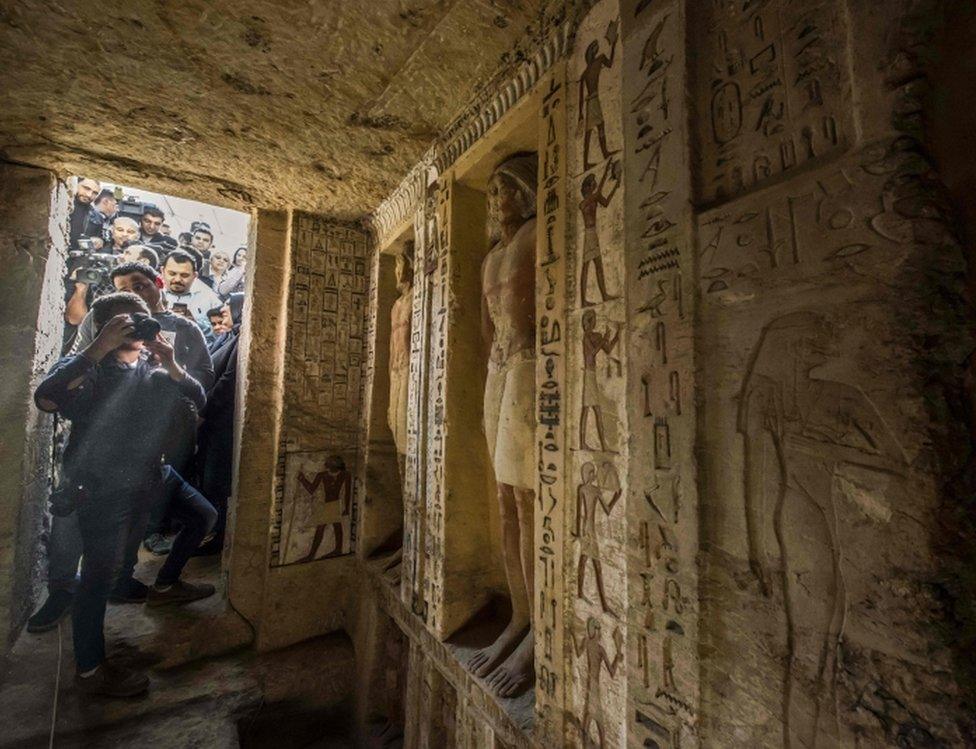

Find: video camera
[68,238,117,294]
[117,196,160,224]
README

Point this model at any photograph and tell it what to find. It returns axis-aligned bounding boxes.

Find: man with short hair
[190,224,215,276]
[69,178,100,249]
[80,190,119,249]
[108,216,139,253]
[159,222,172,237]
[34,292,209,697]
[120,243,159,269]
[29,263,217,630]
[139,206,177,252]
[162,250,222,337]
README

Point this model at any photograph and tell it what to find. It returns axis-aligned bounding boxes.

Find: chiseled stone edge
[367,20,572,247]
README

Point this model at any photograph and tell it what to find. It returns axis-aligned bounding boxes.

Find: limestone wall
[0,163,69,644]
[361,0,974,746]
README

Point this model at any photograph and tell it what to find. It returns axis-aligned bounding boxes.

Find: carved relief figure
[388,242,414,480]
[573,461,622,616]
[578,20,620,170]
[572,616,623,748]
[467,153,538,697]
[738,312,907,747]
[579,159,622,307]
[580,309,620,452]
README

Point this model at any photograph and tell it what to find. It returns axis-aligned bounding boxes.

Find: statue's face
[486,172,525,244]
[395,251,413,290]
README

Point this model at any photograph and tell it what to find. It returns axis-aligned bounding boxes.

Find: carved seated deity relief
[737,311,907,747]
[466,152,539,698]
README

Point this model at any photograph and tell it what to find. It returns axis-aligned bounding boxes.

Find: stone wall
[0,163,68,644]
[360,0,975,745]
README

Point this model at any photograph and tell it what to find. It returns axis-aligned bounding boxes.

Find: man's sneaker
[147,580,216,607]
[26,590,73,633]
[75,661,149,698]
[143,533,173,556]
[108,578,149,604]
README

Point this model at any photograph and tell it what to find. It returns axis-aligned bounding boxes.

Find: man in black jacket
[34,292,207,697]
[68,178,100,250]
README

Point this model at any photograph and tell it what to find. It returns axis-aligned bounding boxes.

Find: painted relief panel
[696,142,968,747]
[271,216,369,565]
[567,0,629,745]
[690,0,853,205]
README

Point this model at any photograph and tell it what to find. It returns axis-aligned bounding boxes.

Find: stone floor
[0,549,355,748]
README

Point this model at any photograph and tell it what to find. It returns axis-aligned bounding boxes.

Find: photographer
[34,292,207,697]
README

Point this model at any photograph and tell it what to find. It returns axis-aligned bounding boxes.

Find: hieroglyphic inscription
[423,178,452,633]
[692,0,852,205]
[535,67,568,746]
[622,0,699,744]
[272,216,368,565]
[402,193,436,617]
[568,1,629,745]
[697,137,932,296]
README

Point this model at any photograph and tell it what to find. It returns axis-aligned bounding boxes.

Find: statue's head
[487,152,537,244]
[396,241,414,291]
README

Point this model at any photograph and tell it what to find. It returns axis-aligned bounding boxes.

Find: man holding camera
[35,292,209,697]
[162,250,223,339]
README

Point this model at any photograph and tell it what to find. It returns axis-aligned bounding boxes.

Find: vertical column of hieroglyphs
[355,236,381,556]
[620,1,700,745]
[271,216,369,566]
[402,196,435,617]
[534,65,568,747]
[690,0,852,205]
[422,175,452,634]
[566,0,629,746]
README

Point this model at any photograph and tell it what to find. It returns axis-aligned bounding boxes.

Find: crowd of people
[27,177,248,697]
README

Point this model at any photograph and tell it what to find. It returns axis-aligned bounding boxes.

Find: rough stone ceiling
[0,0,542,218]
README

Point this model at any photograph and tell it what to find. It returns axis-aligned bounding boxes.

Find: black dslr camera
[129,312,162,341]
[68,240,117,291]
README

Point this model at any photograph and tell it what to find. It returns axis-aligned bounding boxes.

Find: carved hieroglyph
[622,0,700,745]
[534,65,568,747]
[567,1,629,745]
[271,217,369,565]
[690,0,853,206]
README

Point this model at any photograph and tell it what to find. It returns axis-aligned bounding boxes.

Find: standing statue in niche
[578,20,620,170]
[467,153,538,698]
[738,311,907,748]
[388,242,414,481]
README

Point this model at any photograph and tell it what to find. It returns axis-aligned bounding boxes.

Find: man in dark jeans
[34,292,212,697]
[28,263,215,632]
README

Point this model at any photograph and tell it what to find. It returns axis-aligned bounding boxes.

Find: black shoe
[108,578,149,604]
[147,580,216,607]
[75,661,149,698]
[143,533,173,556]
[26,590,74,633]
[191,536,224,557]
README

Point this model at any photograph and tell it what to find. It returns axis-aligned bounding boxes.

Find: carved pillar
[565,1,631,745]
[228,208,291,623]
[534,65,569,747]
[420,174,498,639]
[621,1,701,745]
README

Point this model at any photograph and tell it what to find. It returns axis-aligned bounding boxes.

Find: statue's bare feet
[485,630,535,698]
[467,620,527,678]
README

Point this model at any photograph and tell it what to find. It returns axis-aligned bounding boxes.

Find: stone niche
[357,233,409,560]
